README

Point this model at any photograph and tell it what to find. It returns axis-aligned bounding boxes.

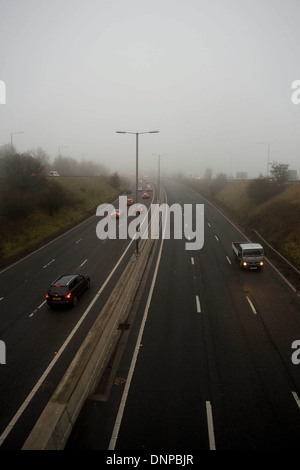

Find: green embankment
[186,178,300,271]
[0,176,123,265]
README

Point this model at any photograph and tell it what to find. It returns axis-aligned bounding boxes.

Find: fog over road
[67,178,300,450]
[1,178,300,450]
[0,185,155,449]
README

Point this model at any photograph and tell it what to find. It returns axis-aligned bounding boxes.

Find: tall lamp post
[10,131,24,151]
[152,154,166,203]
[58,146,69,157]
[116,130,159,254]
[258,142,270,177]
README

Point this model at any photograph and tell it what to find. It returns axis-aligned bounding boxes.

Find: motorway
[0,184,155,450]
[67,178,300,451]
[1,178,300,450]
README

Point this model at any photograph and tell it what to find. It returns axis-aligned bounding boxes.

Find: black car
[46,274,90,307]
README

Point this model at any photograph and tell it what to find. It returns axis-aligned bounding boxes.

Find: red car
[142,193,149,199]
[127,198,134,206]
[131,204,144,214]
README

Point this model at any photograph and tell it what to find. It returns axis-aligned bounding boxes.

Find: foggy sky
[1,0,300,178]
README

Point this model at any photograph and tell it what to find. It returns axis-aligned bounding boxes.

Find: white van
[49,171,60,176]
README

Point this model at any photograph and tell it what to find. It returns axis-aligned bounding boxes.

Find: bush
[0,153,44,190]
[0,189,36,219]
[246,176,284,204]
[109,172,121,189]
[210,173,228,196]
[38,180,71,215]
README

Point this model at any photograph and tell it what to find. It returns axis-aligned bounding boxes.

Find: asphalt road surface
[0,184,154,449]
[1,177,300,451]
[67,178,300,451]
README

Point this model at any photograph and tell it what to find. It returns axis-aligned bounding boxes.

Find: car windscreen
[243,249,263,256]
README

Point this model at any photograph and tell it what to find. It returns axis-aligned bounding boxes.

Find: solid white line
[108,187,168,450]
[0,187,159,446]
[0,227,137,447]
[292,391,300,411]
[246,296,257,315]
[0,195,123,275]
[196,192,297,294]
[206,401,216,450]
[196,295,201,313]
[253,230,300,276]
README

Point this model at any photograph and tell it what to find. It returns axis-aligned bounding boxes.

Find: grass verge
[0,176,123,267]
[185,178,300,272]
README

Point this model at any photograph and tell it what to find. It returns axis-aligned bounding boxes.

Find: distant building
[236,171,248,179]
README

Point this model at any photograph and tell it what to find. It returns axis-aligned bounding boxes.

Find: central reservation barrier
[22,234,155,450]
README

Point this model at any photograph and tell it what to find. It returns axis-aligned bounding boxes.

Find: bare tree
[109,171,121,189]
[27,147,51,174]
[1,153,45,190]
[270,162,289,185]
[51,155,78,176]
[52,155,108,176]
[210,172,227,196]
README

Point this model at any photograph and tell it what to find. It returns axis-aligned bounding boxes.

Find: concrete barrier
[22,236,155,450]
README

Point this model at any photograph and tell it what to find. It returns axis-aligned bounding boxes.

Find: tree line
[0,145,114,220]
[201,161,291,203]
[0,144,108,178]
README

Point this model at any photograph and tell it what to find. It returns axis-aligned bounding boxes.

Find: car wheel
[72,296,78,307]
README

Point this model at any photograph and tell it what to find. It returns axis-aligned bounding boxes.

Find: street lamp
[58,146,69,157]
[10,131,24,150]
[258,142,270,177]
[152,154,167,203]
[116,130,159,254]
